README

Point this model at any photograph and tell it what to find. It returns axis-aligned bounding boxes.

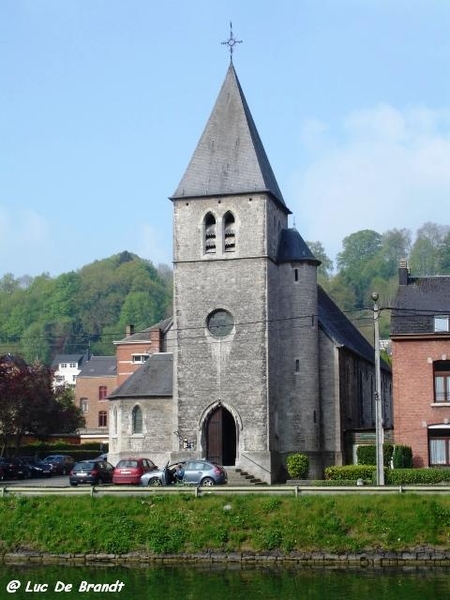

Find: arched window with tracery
[204,213,216,254]
[223,211,235,252]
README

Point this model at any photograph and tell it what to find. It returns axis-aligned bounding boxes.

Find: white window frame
[434,315,449,333]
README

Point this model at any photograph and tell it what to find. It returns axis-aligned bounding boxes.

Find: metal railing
[2,484,450,497]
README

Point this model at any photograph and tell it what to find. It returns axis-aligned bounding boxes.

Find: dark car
[0,457,31,480]
[41,454,75,475]
[112,458,158,485]
[69,460,115,486]
[21,456,53,478]
[140,459,228,487]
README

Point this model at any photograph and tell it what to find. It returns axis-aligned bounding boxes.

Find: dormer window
[204,213,216,254]
[434,316,449,333]
[223,211,235,252]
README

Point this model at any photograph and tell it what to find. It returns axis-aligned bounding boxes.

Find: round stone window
[207,309,234,337]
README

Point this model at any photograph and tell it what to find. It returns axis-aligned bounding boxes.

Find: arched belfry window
[204,213,216,254]
[223,211,236,252]
[132,405,143,434]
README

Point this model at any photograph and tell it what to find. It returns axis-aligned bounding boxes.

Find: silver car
[140,460,227,487]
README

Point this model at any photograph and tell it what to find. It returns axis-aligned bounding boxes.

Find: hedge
[325,465,376,481]
[356,443,393,466]
[325,465,450,485]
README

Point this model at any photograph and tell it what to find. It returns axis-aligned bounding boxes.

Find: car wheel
[70,482,78,487]
[148,477,162,487]
[201,477,215,486]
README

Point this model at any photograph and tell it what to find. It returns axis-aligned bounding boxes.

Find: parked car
[140,459,228,487]
[21,456,53,478]
[41,454,75,475]
[69,460,115,486]
[0,457,31,480]
[112,458,158,485]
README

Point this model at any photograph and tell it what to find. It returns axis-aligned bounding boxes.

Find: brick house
[107,61,392,482]
[75,356,117,444]
[391,261,450,467]
[114,319,173,387]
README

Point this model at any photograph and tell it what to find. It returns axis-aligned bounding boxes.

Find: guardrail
[1,484,450,497]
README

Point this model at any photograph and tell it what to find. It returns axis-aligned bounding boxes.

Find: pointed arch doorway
[206,405,236,466]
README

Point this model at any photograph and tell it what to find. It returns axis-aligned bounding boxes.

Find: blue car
[140,459,227,487]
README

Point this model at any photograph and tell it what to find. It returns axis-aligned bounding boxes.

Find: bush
[286,453,309,479]
[386,468,450,485]
[392,445,413,469]
[356,444,393,466]
[325,465,376,482]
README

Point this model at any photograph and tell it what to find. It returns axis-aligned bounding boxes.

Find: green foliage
[385,468,450,485]
[392,445,413,469]
[1,494,450,555]
[0,356,85,452]
[356,444,393,466]
[286,453,309,479]
[325,465,376,481]
[0,253,172,362]
[408,222,449,276]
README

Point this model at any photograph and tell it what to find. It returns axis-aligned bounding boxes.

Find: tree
[0,355,84,453]
[437,231,450,274]
[307,241,333,283]
[409,222,450,275]
[379,228,412,277]
[337,230,383,307]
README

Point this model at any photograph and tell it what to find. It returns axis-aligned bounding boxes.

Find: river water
[1,564,450,599]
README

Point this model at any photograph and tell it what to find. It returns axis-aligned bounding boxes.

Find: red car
[112,458,158,485]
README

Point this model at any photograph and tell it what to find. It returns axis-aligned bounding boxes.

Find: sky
[1,0,450,278]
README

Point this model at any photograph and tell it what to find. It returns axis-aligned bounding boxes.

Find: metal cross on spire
[221,22,242,62]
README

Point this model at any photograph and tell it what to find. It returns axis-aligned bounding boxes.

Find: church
[107,58,392,483]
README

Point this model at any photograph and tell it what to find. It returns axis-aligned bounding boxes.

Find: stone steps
[225,467,268,486]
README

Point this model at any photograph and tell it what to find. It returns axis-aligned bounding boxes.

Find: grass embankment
[0,494,449,556]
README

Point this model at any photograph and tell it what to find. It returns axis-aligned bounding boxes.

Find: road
[3,475,70,487]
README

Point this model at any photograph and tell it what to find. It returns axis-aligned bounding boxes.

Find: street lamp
[371,292,385,486]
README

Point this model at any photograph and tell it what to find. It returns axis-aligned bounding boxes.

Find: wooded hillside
[0,251,172,363]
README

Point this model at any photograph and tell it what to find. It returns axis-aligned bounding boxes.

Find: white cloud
[290,105,450,265]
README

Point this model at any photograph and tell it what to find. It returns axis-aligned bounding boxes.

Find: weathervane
[221,22,242,62]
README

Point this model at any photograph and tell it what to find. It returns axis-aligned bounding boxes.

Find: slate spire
[172,64,289,213]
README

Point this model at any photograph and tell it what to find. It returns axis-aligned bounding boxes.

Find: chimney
[125,324,135,337]
[399,259,409,286]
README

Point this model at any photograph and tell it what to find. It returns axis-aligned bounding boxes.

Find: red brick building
[114,319,173,387]
[75,356,117,444]
[391,261,450,467]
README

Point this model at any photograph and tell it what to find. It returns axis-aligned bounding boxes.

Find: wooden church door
[206,406,236,466]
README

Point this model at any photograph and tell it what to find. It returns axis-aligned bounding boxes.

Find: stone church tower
[170,63,321,482]
[108,58,392,483]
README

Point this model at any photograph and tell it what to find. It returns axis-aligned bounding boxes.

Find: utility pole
[371,292,385,486]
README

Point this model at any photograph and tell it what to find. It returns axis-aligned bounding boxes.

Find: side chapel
[108,58,392,483]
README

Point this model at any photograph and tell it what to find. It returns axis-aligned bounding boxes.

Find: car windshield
[73,462,95,471]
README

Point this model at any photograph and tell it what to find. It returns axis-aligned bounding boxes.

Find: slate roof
[391,276,450,336]
[78,356,116,378]
[171,64,289,213]
[108,353,173,399]
[277,228,320,264]
[317,286,388,369]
